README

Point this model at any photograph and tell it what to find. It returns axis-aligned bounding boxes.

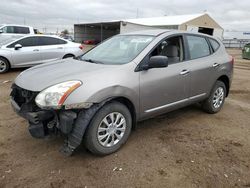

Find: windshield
[81,35,154,65]
[0,35,23,46]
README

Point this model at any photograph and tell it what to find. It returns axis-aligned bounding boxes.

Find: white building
[74,13,223,43]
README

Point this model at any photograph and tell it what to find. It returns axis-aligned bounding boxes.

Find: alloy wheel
[97,112,126,147]
[0,60,7,72]
[213,87,224,109]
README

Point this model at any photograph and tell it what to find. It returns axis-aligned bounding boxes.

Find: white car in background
[0,24,35,35]
[0,35,84,73]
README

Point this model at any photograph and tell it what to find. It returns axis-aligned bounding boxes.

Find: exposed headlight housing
[35,80,82,109]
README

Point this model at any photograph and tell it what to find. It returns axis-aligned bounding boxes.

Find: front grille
[11,84,39,111]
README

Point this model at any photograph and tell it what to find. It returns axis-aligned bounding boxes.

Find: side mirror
[0,29,3,34]
[147,55,168,69]
[14,44,22,50]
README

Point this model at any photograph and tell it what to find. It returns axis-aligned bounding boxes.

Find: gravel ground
[0,49,250,188]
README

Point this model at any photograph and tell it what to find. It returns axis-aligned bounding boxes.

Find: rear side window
[186,35,210,60]
[38,37,67,46]
[7,37,37,48]
[14,26,30,34]
[209,38,220,52]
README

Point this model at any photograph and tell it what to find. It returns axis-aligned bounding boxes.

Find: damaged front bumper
[10,84,98,156]
[11,97,77,138]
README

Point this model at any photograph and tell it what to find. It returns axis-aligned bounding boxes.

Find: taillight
[79,45,84,50]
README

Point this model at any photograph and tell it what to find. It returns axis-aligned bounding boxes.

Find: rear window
[209,38,220,52]
[186,35,211,60]
[38,37,67,45]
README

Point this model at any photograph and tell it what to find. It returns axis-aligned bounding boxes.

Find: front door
[10,36,42,66]
[139,35,190,118]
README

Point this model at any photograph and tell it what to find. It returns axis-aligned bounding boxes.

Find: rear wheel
[84,102,132,155]
[202,80,226,114]
[0,57,10,73]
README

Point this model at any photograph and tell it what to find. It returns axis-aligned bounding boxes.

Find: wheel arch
[63,54,75,59]
[108,97,137,129]
[217,75,230,97]
[0,56,11,67]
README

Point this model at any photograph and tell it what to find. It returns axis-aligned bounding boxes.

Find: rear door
[184,34,215,99]
[9,36,42,66]
[38,36,66,63]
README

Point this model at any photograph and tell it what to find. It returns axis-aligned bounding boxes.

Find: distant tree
[61,29,69,35]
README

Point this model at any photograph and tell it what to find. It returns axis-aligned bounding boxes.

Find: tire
[63,54,75,59]
[0,57,10,73]
[84,102,132,155]
[202,80,226,114]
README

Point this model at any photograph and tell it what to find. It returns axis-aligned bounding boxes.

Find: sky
[0,0,250,33]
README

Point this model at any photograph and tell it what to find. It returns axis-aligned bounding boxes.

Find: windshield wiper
[82,58,103,64]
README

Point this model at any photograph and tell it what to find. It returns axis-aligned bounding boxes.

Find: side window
[14,26,30,34]
[8,37,37,48]
[2,26,8,33]
[186,35,210,59]
[38,37,67,46]
[6,26,15,33]
[150,36,184,64]
[209,38,220,52]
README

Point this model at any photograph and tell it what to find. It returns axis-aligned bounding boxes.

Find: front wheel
[0,57,10,73]
[84,102,132,155]
[202,80,226,114]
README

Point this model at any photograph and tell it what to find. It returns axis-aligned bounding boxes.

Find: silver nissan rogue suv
[10,30,233,156]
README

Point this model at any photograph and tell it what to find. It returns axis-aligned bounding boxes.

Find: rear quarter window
[208,38,220,52]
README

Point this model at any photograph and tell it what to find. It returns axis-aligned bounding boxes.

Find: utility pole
[136,8,139,18]
[43,27,47,34]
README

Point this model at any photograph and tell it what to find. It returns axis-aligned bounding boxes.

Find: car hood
[15,59,120,91]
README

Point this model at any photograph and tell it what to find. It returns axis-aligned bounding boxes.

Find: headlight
[35,80,82,109]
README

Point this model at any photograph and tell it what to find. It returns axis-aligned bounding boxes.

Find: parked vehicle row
[0,34,84,73]
[10,30,233,156]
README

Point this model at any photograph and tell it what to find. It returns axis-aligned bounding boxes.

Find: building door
[198,27,214,36]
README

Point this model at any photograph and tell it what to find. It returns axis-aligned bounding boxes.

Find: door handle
[57,47,63,49]
[213,63,220,68]
[33,49,39,52]
[180,70,190,76]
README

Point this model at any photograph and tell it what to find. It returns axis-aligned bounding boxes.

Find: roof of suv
[0,24,33,27]
[121,29,170,36]
[121,29,220,41]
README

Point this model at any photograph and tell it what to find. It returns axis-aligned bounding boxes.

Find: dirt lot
[0,49,250,188]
